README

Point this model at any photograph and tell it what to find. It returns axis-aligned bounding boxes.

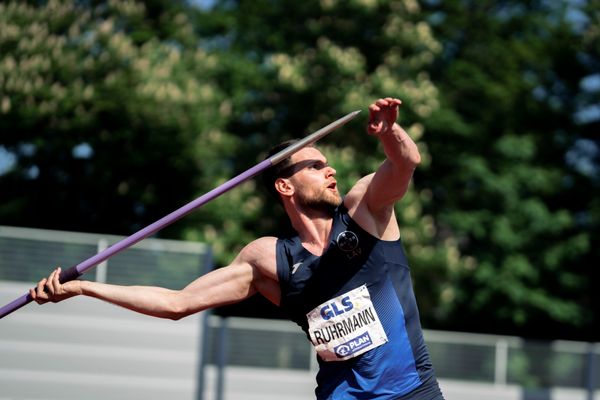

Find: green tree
[576,0,600,339]
[5,0,595,339]
[0,0,232,239]
[189,0,467,322]
[421,0,597,340]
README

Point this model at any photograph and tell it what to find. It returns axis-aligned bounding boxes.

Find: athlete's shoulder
[241,236,277,260]
[235,237,277,274]
[343,173,375,211]
[339,168,402,241]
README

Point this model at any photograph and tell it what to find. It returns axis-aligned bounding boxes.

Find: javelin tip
[269,109,362,165]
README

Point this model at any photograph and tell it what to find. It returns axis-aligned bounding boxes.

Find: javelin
[0,110,361,319]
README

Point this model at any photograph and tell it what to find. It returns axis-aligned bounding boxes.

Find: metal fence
[0,225,211,288]
[0,225,598,400]
[203,316,600,394]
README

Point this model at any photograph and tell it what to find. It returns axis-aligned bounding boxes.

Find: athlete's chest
[285,222,386,308]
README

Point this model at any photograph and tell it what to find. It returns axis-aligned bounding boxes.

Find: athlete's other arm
[30,237,280,320]
[345,98,421,237]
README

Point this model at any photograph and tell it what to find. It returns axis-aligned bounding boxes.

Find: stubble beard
[297,187,342,214]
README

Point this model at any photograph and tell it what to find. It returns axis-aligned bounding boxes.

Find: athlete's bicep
[367,160,414,210]
[176,237,281,314]
[241,236,281,306]
[177,261,257,314]
[344,170,401,240]
[346,159,413,212]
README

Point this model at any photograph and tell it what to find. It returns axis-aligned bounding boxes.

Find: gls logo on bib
[306,285,388,361]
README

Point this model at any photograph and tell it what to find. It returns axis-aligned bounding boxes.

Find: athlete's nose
[326,166,336,177]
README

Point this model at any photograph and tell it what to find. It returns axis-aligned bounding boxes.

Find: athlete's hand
[30,267,82,304]
[367,97,401,136]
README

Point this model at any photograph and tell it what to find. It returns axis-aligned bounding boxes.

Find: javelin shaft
[0,110,360,319]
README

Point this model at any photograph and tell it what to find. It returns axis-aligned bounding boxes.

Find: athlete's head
[262,139,300,202]
[262,141,341,211]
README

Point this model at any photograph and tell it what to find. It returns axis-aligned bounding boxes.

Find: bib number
[306,285,388,361]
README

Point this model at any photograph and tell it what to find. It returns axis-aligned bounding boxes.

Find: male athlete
[32,97,444,399]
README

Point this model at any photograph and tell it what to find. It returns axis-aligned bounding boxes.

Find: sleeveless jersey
[276,205,442,399]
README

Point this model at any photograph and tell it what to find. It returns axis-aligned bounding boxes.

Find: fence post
[216,316,229,400]
[495,338,508,386]
[95,238,108,283]
[196,248,213,400]
[586,343,597,400]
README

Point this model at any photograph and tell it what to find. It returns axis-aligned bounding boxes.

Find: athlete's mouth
[327,181,337,190]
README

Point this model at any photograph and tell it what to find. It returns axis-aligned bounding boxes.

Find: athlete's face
[284,147,341,212]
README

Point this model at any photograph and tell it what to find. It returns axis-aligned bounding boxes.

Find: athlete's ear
[275,177,294,198]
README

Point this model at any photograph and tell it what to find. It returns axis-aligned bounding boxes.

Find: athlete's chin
[301,195,341,213]
[331,195,342,207]
[324,192,342,208]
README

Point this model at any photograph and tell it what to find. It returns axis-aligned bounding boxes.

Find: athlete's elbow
[165,308,192,321]
[397,154,420,173]
[394,149,421,170]
[164,305,186,320]
[163,294,194,321]
[166,312,186,321]
[408,149,421,166]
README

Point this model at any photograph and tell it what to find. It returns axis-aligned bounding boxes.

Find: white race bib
[306,285,388,361]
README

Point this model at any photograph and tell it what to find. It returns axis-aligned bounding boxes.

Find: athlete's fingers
[383,97,401,106]
[37,278,47,295]
[46,269,58,295]
[369,103,381,114]
[53,267,62,288]
[34,278,49,304]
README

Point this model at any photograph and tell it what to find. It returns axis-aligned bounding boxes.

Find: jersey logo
[291,262,303,275]
[336,231,361,259]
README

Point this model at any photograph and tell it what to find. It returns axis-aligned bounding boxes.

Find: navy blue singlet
[276,205,443,400]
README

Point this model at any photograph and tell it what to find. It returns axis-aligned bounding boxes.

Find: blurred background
[0,0,598,399]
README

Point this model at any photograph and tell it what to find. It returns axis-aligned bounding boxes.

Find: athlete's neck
[286,205,334,256]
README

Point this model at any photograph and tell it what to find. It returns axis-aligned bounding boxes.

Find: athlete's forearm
[379,123,421,170]
[80,281,184,320]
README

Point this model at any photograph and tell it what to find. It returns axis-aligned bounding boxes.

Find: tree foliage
[421,0,598,339]
[0,0,597,340]
[0,0,232,237]
[188,0,464,322]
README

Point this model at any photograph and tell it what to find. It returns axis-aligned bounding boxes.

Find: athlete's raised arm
[345,97,421,238]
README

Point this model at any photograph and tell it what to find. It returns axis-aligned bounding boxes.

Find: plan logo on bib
[334,331,373,358]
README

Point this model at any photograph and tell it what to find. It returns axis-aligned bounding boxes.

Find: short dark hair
[261,139,303,202]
